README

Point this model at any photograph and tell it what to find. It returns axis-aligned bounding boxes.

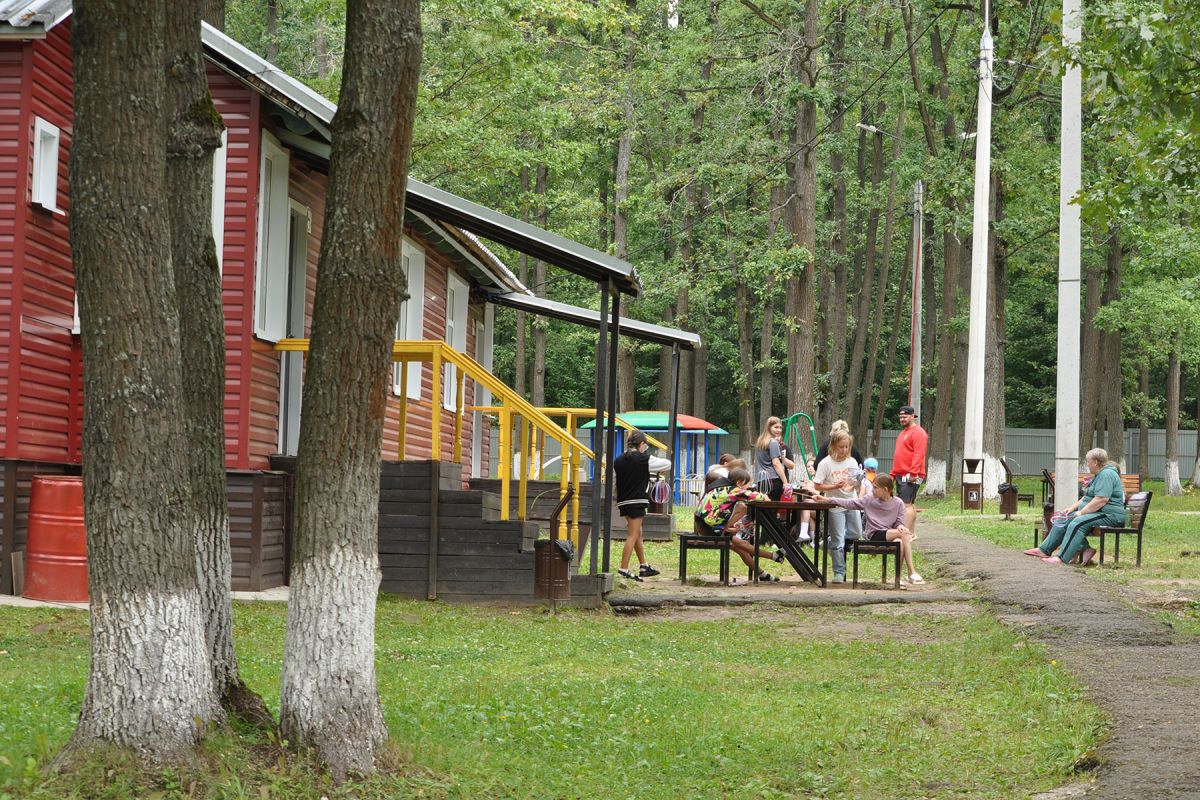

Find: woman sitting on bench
[695,467,781,582]
[1024,447,1125,566]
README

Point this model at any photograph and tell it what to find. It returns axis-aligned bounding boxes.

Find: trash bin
[23,475,88,603]
[534,539,572,600]
[998,483,1019,517]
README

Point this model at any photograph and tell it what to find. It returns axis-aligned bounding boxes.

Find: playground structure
[782,412,820,481]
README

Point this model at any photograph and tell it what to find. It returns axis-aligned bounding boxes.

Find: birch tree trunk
[279,0,421,778]
[165,0,268,723]
[1165,348,1183,495]
[65,0,220,763]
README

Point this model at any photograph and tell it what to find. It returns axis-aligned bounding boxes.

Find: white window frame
[31,117,61,213]
[211,128,228,272]
[392,238,425,400]
[254,131,290,341]
[443,271,469,411]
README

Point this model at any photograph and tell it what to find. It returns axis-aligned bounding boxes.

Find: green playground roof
[578,411,728,435]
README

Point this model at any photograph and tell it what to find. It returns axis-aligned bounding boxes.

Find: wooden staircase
[378,461,607,607]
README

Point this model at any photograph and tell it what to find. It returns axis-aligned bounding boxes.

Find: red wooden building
[0,5,669,602]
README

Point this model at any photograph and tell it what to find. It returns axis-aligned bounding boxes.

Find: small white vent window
[32,118,61,213]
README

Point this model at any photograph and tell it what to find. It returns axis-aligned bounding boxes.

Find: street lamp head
[855,122,883,136]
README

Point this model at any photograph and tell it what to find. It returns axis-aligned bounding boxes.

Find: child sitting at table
[695,467,781,582]
[812,474,923,585]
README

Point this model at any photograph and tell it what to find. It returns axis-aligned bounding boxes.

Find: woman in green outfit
[1024,447,1126,566]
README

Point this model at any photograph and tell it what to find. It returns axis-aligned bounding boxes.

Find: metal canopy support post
[601,291,622,574]
[666,343,681,512]
[1055,0,1082,507]
[590,279,611,576]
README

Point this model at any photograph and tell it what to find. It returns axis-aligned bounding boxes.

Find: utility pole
[1055,0,1082,508]
[963,2,993,493]
[908,180,924,417]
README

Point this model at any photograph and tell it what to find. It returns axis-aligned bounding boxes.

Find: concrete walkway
[918,519,1200,799]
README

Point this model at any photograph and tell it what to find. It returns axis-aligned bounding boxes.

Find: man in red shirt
[891,405,928,534]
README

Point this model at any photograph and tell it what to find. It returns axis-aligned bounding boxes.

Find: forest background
[222,0,1200,493]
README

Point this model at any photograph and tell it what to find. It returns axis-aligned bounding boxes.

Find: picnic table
[746,498,837,587]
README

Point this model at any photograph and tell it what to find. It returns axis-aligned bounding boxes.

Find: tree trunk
[165,0,268,724]
[759,182,783,425]
[1138,364,1150,482]
[1192,370,1200,486]
[279,0,421,779]
[736,260,756,452]
[1165,347,1183,495]
[614,2,637,412]
[1099,228,1124,466]
[854,103,906,440]
[783,0,820,417]
[65,0,220,763]
[924,219,960,497]
[1079,250,1104,459]
[201,0,224,29]
[981,171,1006,498]
[922,213,937,400]
[844,98,887,432]
[514,167,529,398]
[871,242,911,452]
[531,163,548,407]
[821,4,849,432]
[655,186,677,410]
[950,236,971,487]
[265,0,279,62]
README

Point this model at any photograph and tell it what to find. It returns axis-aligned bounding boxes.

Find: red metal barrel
[23,475,88,602]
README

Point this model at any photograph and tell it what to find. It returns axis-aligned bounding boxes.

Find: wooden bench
[1096,491,1153,566]
[850,539,902,589]
[679,517,736,585]
[1042,470,1142,507]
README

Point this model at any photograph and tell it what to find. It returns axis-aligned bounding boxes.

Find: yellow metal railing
[473,407,668,480]
[275,339,593,546]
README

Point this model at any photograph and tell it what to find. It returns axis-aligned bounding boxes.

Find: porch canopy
[482,291,700,350]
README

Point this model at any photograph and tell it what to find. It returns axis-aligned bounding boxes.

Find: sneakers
[797,532,812,544]
[907,573,925,585]
[617,568,643,582]
[772,549,787,563]
[638,564,661,578]
[757,571,780,583]
[831,574,846,584]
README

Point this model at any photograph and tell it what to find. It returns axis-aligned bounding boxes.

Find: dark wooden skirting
[227,469,290,592]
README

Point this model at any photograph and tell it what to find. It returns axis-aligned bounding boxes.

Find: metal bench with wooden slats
[1095,491,1153,566]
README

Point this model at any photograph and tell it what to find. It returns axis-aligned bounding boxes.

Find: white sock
[799,523,810,539]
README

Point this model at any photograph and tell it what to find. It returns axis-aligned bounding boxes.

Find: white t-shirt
[815,455,860,505]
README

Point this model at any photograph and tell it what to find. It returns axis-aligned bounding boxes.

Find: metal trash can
[23,475,88,603]
[534,539,573,600]
[998,483,1019,517]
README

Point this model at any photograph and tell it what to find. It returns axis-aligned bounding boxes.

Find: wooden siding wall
[209,66,262,470]
[0,459,77,595]
[0,41,24,457]
[6,25,79,463]
[379,244,485,471]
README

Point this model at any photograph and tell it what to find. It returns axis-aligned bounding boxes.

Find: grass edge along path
[0,598,1105,800]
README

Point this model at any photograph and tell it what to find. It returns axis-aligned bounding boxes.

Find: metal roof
[482,291,700,350]
[0,0,70,29]
[201,21,640,297]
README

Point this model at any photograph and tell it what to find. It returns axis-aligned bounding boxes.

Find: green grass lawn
[917,478,1200,634]
[1,598,1104,799]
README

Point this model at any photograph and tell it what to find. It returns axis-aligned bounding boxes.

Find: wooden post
[431,347,443,460]
[517,417,529,521]
[602,291,621,573]
[454,368,465,464]
[558,446,570,541]
[397,360,408,460]
[1,462,16,595]
[498,407,511,521]
[427,465,439,600]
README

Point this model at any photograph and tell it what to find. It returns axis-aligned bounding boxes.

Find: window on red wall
[32,117,61,213]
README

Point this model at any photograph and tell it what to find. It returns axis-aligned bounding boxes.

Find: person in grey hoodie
[812,474,923,585]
